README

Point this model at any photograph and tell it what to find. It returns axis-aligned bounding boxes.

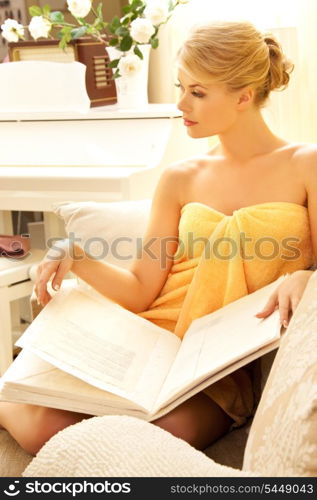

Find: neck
[216,107,288,164]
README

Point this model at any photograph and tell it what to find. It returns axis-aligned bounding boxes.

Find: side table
[0,248,45,375]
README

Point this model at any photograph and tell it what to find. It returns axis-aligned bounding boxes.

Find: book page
[0,350,151,416]
[16,286,180,411]
[155,278,283,409]
[151,339,280,420]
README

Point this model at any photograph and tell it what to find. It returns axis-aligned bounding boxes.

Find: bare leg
[0,402,92,456]
[152,392,233,450]
[0,391,233,456]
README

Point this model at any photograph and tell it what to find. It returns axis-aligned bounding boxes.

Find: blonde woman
[0,21,316,455]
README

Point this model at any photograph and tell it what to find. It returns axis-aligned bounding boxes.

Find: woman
[0,21,316,455]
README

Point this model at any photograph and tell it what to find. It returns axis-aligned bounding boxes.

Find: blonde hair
[177,21,294,107]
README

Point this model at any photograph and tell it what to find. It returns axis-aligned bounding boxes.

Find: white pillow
[52,199,152,269]
[23,415,254,477]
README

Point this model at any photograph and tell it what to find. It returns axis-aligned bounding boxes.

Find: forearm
[71,244,146,313]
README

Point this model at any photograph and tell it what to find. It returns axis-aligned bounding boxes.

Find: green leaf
[113,68,121,79]
[122,5,131,14]
[109,37,119,46]
[108,58,120,68]
[58,26,72,44]
[71,26,87,39]
[42,4,51,16]
[29,5,42,16]
[115,26,129,37]
[94,20,106,32]
[109,16,121,34]
[60,26,71,34]
[96,2,103,21]
[133,45,143,59]
[121,16,130,25]
[130,12,138,22]
[49,11,65,23]
[151,38,159,49]
[111,16,121,29]
[120,35,133,52]
[85,26,94,35]
[58,35,70,50]
[130,0,143,9]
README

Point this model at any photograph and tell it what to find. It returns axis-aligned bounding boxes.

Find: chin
[186,128,211,139]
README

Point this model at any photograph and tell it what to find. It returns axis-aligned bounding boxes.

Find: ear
[236,87,254,109]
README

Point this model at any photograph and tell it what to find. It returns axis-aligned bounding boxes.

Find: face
[176,68,241,138]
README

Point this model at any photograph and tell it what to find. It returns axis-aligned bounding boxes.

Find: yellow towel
[138,201,313,426]
[139,201,313,338]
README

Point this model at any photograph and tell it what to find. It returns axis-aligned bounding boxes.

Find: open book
[0,276,285,421]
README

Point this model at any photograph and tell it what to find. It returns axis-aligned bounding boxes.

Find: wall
[149,0,317,144]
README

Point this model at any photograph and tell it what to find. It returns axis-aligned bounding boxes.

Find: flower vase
[106,44,151,109]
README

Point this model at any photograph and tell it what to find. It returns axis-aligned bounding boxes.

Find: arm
[35,164,183,313]
[256,146,317,326]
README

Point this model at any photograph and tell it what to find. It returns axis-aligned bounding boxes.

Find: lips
[183,118,198,126]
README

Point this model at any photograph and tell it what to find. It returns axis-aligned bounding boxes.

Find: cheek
[203,99,236,131]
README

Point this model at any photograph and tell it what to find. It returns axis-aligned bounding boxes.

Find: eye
[175,83,205,98]
[174,82,183,90]
[191,90,205,98]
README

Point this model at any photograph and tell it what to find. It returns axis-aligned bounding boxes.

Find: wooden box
[8,37,117,107]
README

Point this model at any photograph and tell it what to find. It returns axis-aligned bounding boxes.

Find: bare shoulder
[291,143,317,182]
[166,156,208,176]
[159,156,208,198]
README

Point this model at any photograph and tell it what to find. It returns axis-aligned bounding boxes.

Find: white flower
[67,0,92,19]
[118,53,143,77]
[28,16,51,40]
[144,1,169,25]
[0,18,24,42]
[130,18,155,44]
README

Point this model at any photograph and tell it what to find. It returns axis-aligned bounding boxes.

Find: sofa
[1,199,316,477]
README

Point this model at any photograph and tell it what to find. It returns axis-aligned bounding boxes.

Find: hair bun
[264,34,294,91]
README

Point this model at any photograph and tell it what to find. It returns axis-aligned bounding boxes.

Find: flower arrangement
[1,0,188,78]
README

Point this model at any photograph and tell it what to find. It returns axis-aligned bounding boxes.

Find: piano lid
[0,104,182,168]
[0,103,181,122]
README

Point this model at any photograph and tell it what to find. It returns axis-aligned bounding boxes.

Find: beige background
[3,1,317,143]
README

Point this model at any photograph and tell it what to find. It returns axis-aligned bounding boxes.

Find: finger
[34,265,43,294]
[37,263,57,303]
[278,295,290,327]
[290,294,301,313]
[42,290,52,307]
[255,293,278,317]
[51,260,70,291]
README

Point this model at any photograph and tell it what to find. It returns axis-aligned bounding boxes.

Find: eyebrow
[178,79,208,90]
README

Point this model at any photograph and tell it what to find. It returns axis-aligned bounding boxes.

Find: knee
[153,413,198,447]
[20,406,77,456]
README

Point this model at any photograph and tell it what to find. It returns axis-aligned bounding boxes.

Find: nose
[177,92,191,114]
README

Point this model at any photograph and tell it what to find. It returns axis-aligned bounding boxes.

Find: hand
[255,270,314,328]
[34,239,74,307]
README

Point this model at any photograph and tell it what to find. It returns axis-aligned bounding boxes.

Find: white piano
[0,103,209,372]
[0,103,209,239]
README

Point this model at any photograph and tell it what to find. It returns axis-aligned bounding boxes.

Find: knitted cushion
[243,271,317,476]
[23,415,256,477]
